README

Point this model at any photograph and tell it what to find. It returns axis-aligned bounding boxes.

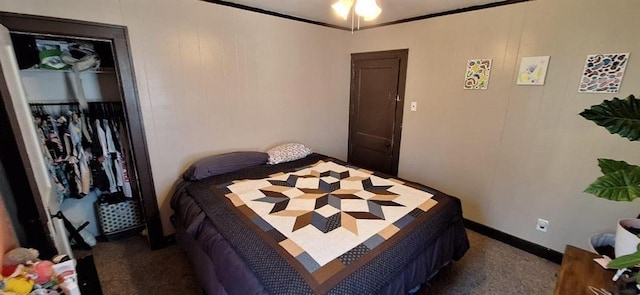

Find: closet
[0,12,164,257]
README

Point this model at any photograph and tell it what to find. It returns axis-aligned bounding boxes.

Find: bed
[170,153,469,295]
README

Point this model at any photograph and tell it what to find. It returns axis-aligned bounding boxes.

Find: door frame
[349,49,408,176]
[0,12,165,250]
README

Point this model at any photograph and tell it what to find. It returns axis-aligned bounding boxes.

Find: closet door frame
[0,12,165,250]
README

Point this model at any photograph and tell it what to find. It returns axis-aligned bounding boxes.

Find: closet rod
[29,102,80,106]
[28,102,121,106]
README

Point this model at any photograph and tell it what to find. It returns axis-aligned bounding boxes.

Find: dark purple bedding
[170,154,469,295]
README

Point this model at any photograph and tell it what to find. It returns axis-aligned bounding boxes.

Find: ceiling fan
[332,0,382,30]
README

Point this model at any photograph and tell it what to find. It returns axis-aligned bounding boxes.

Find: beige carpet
[426,230,559,294]
[92,236,200,295]
[93,230,559,294]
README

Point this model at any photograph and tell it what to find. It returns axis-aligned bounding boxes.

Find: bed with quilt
[170,151,469,295]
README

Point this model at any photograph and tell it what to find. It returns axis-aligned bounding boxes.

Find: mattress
[171,154,469,294]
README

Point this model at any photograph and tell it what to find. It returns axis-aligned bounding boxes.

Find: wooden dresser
[554,245,616,295]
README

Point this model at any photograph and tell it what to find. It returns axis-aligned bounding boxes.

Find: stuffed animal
[1,248,46,295]
[1,264,25,278]
[3,277,34,295]
[2,249,39,266]
[27,262,53,285]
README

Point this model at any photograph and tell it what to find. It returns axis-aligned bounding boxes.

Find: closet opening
[0,12,164,259]
[17,33,148,246]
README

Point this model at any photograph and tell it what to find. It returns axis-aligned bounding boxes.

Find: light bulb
[355,0,381,21]
[363,5,381,21]
[332,0,354,20]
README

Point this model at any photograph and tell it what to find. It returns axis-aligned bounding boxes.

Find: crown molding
[201,0,532,32]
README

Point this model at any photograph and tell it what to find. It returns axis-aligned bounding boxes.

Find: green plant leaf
[608,251,640,269]
[584,167,640,201]
[598,159,636,175]
[580,94,640,141]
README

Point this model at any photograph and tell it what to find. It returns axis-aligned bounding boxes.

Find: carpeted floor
[426,230,558,294]
[92,236,200,294]
[92,230,559,294]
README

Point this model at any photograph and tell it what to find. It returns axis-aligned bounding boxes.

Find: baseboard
[463,219,563,264]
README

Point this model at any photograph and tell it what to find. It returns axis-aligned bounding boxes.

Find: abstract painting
[464,59,492,90]
[578,53,629,93]
[517,56,550,85]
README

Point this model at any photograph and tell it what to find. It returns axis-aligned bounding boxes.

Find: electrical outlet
[536,218,549,232]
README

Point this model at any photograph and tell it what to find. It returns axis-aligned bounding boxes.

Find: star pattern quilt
[221,160,438,287]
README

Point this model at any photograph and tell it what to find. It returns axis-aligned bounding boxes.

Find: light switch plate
[410,101,417,111]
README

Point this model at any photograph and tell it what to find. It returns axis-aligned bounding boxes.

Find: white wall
[351,0,640,252]
[0,0,351,235]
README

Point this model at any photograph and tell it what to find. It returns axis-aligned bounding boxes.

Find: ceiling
[208,0,519,29]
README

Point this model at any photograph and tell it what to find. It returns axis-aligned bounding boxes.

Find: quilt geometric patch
[223,161,437,277]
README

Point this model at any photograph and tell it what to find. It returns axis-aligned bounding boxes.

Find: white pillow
[267,143,312,165]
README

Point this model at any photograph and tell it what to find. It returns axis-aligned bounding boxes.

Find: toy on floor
[2,264,25,278]
[2,276,34,295]
[2,248,39,266]
[2,247,37,295]
[28,261,54,285]
[1,247,77,295]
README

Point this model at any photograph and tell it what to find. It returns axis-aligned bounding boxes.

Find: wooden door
[0,23,56,257]
[348,50,408,176]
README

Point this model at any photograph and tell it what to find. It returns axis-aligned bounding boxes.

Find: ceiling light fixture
[332,0,353,20]
[332,0,381,31]
[354,0,382,21]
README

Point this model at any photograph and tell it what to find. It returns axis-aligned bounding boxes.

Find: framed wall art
[464,59,492,90]
[517,56,550,85]
[578,53,629,93]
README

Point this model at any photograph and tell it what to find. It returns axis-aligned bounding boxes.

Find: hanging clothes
[113,121,132,198]
[95,119,117,193]
[30,102,134,204]
[104,119,125,190]
[69,113,91,195]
